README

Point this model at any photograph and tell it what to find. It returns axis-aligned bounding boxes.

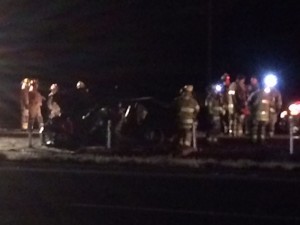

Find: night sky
[0,0,300,126]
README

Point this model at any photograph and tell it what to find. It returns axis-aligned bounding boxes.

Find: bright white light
[289,102,300,116]
[263,74,277,88]
[228,90,235,95]
[39,127,44,134]
[21,83,27,90]
[280,110,288,118]
[215,84,222,92]
[125,105,131,117]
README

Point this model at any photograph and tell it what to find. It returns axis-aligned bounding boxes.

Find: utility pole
[207,0,213,83]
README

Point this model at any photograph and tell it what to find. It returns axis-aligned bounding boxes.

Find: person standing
[20,78,30,130]
[205,84,223,143]
[245,75,260,135]
[28,79,45,132]
[262,74,282,138]
[248,88,272,143]
[173,85,200,156]
[220,73,234,135]
[73,81,91,117]
[268,88,282,137]
[47,83,61,119]
[230,75,248,136]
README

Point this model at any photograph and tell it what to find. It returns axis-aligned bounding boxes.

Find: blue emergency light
[214,84,222,93]
[263,73,278,88]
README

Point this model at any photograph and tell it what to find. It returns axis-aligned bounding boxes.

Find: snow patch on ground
[0,137,300,171]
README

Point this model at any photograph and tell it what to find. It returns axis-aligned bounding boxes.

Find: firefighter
[220,73,234,135]
[230,75,248,136]
[245,75,260,135]
[268,87,282,137]
[205,84,223,143]
[248,87,272,143]
[248,75,260,95]
[20,78,31,130]
[262,74,282,137]
[28,79,45,132]
[173,85,200,155]
[74,80,91,114]
[70,81,93,141]
[47,83,61,119]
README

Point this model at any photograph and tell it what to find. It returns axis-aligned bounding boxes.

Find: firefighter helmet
[183,85,194,92]
[76,81,86,89]
[50,83,58,91]
[29,79,39,92]
[21,78,31,89]
[221,73,230,81]
[30,79,38,86]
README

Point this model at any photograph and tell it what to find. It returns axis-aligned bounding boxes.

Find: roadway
[0,130,298,224]
[0,162,299,225]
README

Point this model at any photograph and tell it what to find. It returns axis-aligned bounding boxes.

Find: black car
[42,96,175,149]
[117,97,175,148]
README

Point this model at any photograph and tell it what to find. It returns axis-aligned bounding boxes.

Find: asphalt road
[0,162,300,225]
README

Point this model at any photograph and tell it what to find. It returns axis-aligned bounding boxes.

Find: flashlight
[263,73,278,88]
[214,84,222,93]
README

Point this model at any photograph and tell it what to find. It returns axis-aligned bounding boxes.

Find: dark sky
[1,0,300,100]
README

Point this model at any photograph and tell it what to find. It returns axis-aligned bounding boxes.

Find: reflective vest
[175,93,200,125]
[249,90,271,122]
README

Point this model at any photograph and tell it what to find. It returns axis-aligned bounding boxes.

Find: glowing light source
[125,105,131,117]
[214,84,222,92]
[280,110,288,118]
[228,90,235,95]
[289,101,300,116]
[263,73,278,88]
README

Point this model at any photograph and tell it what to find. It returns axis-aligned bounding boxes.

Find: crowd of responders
[18,74,287,151]
[203,73,282,144]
